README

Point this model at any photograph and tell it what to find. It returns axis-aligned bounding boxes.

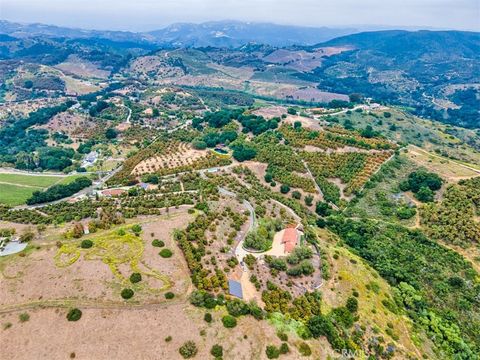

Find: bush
[291,191,301,200]
[131,224,142,235]
[210,344,223,358]
[165,335,172,342]
[130,272,142,283]
[159,248,173,258]
[298,342,312,356]
[179,341,198,359]
[265,345,280,359]
[165,292,175,299]
[152,239,165,247]
[222,315,237,328]
[80,240,93,249]
[279,343,289,354]
[121,288,134,299]
[346,296,359,313]
[19,313,30,322]
[66,308,82,321]
[280,184,290,194]
[305,195,314,206]
[204,312,212,323]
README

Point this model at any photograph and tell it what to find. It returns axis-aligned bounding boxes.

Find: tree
[265,345,280,359]
[280,184,290,194]
[66,308,82,321]
[232,144,257,162]
[105,128,118,139]
[222,315,237,328]
[346,296,359,313]
[204,312,212,323]
[293,121,302,129]
[179,341,198,359]
[192,139,207,150]
[305,195,314,206]
[80,239,93,249]
[287,108,297,115]
[130,272,142,283]
[415,186,434,202]
[349,93,363,103]
[121,288,134,299]
[160,248,173,258]
[131,224,142,235]
[210,344,223,358]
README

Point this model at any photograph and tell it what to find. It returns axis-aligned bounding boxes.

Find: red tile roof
[282,228,298,253]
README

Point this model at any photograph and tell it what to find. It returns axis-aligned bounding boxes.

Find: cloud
[1,0,478,31]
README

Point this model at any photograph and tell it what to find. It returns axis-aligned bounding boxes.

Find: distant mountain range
[0,19,358,47]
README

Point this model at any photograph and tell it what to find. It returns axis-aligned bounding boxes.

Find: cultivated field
[0,173,81,206]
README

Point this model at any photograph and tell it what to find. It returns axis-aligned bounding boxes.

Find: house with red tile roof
[282,227,299,254]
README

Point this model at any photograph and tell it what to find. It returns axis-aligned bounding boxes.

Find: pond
[0,241,27,256]
[213,148,229,155]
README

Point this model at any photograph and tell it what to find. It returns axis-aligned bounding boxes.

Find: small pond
[0,241,27,256]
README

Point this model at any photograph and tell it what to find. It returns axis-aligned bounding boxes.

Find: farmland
[0,173,83,206]
[0,25,479,359]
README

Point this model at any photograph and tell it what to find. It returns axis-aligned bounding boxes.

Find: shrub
[298,342,312,356]
[305,195,314,206]
[152,239,165,247]
[277,332,288,341]
[66,308,82,321]
[80,240,93,249]
[165,336,172,342]
[165,292,175,299]
[210,344,223,358]
[346,296,359,313]
[19,313,30,322]
[265,345,280,359]
[131,224,142,235]
[130,272,142,283]
[291,191,301,200]
[179,341,198,359]
[121,288,134,299]
[279,343,289,354]
[160,248,173,258]
[280,184,290,194]
[204,313,212,323]
[222,315,237,328]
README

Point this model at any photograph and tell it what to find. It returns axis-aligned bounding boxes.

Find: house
[281,227,299,254]
[228,279,243,299]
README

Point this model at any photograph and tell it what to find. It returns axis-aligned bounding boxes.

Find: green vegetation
[27,176,92,205]
[152,239,165,247]
[80,239,93,249]
[221,315,237,328]
[19,313,30,322]
[66,308,82,322]
[121,288,134,299]
[210,344,223,358]
[179,341,198,359]
[129,272,142,283]
[243,219,282,251]
[422,177,480,247]
[399,169,442,203]
[159,248,173,258]
[327,217,479,358]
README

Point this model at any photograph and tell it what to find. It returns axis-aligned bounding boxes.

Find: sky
[0,0,478,32]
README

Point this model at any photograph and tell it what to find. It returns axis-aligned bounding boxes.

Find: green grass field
[0,173,87,206]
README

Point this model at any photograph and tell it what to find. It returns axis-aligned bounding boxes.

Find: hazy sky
[1,0,478,31]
